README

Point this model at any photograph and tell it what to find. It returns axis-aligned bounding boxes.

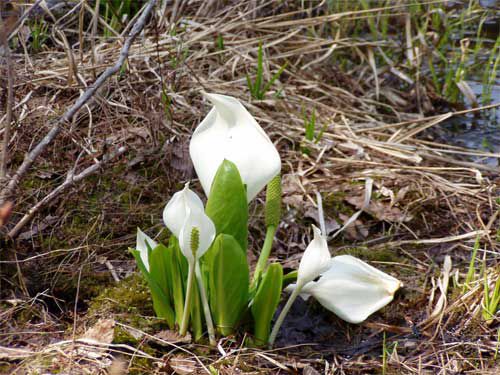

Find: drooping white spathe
[288,255,401,324]
[163,182,216,262]
[296,225,331,287]
[136,228,158,272]
[190,93,281,202]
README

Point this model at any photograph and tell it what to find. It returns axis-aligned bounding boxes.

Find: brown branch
[8,146,127,239]
[0,7,15,180]
[0,0,157,206]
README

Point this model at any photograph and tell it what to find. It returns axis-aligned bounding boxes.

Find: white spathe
[163,182,216,262]
[296,225,331,287]
[136,228,158,272]
[288,255,401,324]
[163,182,205,237]
[190,93,281,202]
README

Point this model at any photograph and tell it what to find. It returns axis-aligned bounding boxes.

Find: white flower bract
[190,93,281,202]
[136,228,158,272]
[296,225,331,287]
[163,182,216,262]
[288,255,401,324]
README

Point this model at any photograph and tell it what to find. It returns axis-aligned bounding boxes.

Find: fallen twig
[0,0,157,208]
[0,3,17,180]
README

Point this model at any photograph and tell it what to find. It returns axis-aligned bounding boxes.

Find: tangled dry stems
[0,1,499,373]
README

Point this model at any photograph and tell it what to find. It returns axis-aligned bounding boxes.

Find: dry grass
[1,0,499,374]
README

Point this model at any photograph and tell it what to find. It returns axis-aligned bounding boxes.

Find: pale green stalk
[268,284,301,346]
[179,262,195,335]
[195,263,216,346]
[252,225,277,286]
[382,332,387,375]
[253,175,281,286]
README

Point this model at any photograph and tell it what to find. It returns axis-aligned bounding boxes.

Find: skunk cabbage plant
[130,93,401,348]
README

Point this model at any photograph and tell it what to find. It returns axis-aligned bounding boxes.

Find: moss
[87,273,153,318]
[0,364,12,374]
[323,191,356,217]
[86,273,165,339]
[113,325,140,345]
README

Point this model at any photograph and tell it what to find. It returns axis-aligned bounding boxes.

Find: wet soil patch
[272,296,419,358]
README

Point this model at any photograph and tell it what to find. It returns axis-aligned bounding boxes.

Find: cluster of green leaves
[132,160,284,344]
[462,235,500,323]
[482,273,500,322]
[99,0,141,35]
[246,42,288,100]
[29,19,49,53]
[130,236,205,338]
[301,108,327,155]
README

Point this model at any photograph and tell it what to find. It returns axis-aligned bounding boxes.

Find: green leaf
[206,234,249,336]
[205,160,248,252]
[190,277,204,341]
[256,41,263,98]
[130,248,175,328]
[149,244,170,300]
[262,61,288,96]
[165,236,188,327]
[251,263,283,345]
[282,270,298,288]
[246,73,255,96]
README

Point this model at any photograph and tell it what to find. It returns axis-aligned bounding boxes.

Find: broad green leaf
[165,236,188,327]
[251,263,283,345]
[149,244,178,328]
[207,234,249,336]
[130,248,175,328]
[205,160,248,252]
[190,277,204,341]
[149,244,170,300]
[282,270,298,288]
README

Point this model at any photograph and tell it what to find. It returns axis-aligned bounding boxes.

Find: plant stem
[195,262,216,346]
[179,262,195,336]
[252,225,276,286]
[268,284,301,347]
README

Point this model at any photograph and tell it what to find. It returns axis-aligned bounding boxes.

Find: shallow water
[438,5,499,166]
[440,80,500,166]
